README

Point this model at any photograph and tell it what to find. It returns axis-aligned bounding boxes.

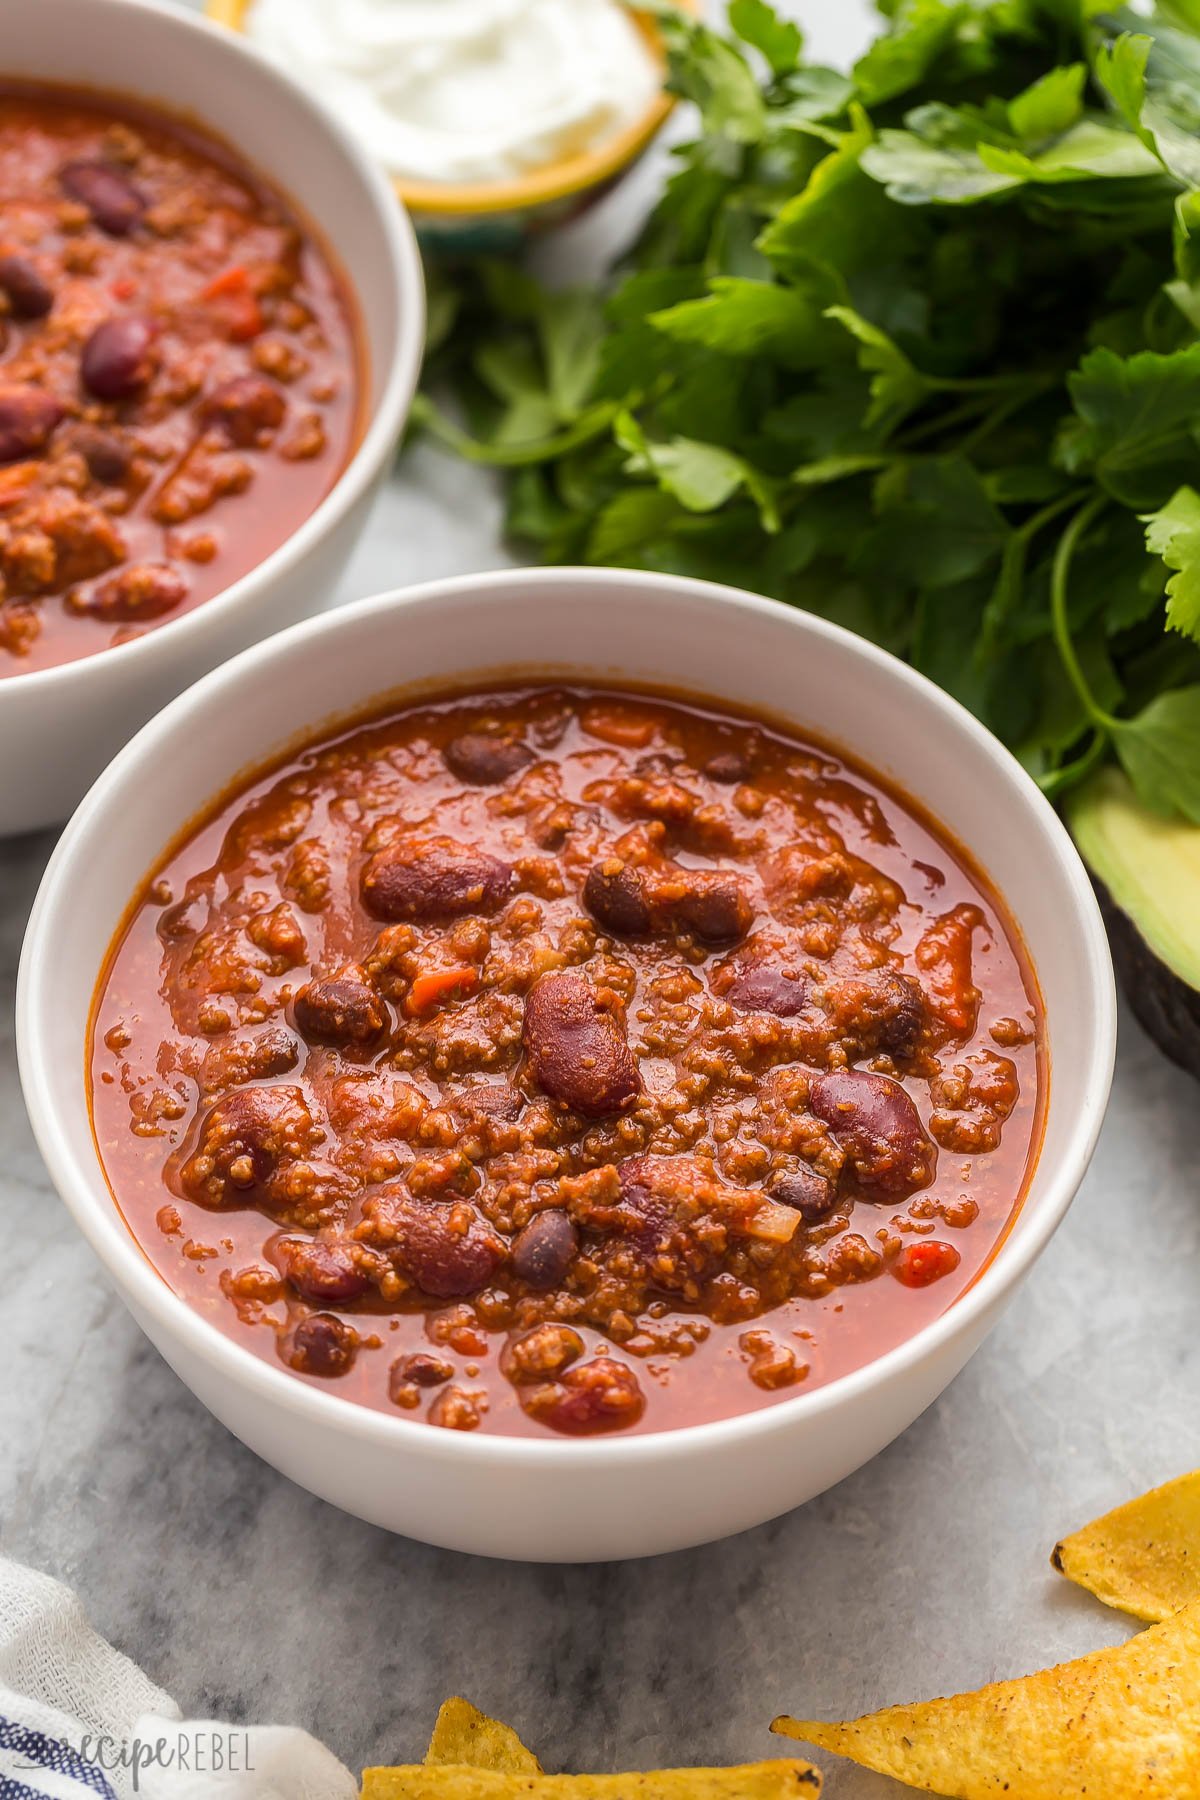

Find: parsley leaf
[727,0,803,77]
[650,276,840,366]
[1008,63,1088,139]
[1112,686,1200,819]
[852,0,957,107]
[862,123,1018,205]
[1144,484,1200,638]
[652,6,766,142]
[1059,344,1200,507]
[1094,32,1153,146]
[823,305,930,432]
[616,412,781,530]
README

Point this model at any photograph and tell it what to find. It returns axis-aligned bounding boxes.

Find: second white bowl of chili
[0,0,423,833]
[18,567,1116,1560]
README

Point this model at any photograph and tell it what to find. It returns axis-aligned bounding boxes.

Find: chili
[0,84,360,674]
[91,684,1045,1438]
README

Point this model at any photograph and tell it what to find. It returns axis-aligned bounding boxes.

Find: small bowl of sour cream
[207,0,693,249]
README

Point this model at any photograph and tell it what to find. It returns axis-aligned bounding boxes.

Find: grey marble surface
[4,1,1199,1793]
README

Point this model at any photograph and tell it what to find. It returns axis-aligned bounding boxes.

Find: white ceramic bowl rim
[18,568,1117,1473]
[1,0,425,701]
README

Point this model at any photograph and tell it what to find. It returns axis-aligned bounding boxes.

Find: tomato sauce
[90,684,1045,1437]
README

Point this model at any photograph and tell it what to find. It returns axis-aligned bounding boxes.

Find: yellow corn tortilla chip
[772,1598,1200,1799]
[1051,1470,1200,1622]
[362,1763,820,1798]
[424,1699,542,1773]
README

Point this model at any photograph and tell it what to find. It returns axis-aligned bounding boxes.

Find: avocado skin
[1095,878,1200,1080]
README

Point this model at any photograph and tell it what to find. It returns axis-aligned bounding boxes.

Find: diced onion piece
[739,1198,802,1244]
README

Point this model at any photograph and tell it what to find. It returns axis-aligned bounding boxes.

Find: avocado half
[1066,766,1200,1078]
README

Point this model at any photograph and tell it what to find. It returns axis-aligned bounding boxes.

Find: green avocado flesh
[1067,768,1200,1078]
[1067,769,1200,992]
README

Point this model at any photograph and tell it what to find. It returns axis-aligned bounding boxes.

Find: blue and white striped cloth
[0,1561,354,1800]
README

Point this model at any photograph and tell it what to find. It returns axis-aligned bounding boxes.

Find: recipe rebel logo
[6,1717,255,1794]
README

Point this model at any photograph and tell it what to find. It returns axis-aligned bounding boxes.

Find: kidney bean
[809,1069,936,1196]
[199,1027,298,1093]
[76,562,187,622]
[522,971,641,1118]
[512,1209,578,1289]
[443,731,534,786]
[870,972,927,1056]
[383,1192,503,1299]
[71,425,132,485]
[728,962,807,1017]
[179,1084,319,1208]
[361,835,512,923]
[459,1083,524,1123]
[585,858,751,946]
[81,315,157,401]
[615,1157,680,1255]
[634,752,681,778]
[200,374,285,447]
[673,872,754,945]
[824,969,927,1058]
[0,386,64,464]
[275,1236,373,1303]
[767,1163,837,1222]
[583,858,652,936]
[523,1356,645,1436]
[388,1353,453,1405]
[0,254,53,319]
[60,160,146,235]
[286,1312,357,1377]
[704,750,750,783]
[294,969,385,1045]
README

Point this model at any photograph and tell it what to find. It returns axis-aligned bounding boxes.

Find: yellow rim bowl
[204,0,697,218]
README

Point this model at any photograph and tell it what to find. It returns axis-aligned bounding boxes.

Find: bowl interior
[20,569,1115,1454]
[0,0,406,412]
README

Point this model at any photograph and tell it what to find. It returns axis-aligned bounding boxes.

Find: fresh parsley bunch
[416,0,1200,819]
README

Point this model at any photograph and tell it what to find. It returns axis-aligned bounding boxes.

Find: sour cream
[245,0,663,188]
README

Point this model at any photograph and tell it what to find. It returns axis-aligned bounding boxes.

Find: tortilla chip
[424,1699,542,1773]
[1051,1470,1200,1622]
[362,1764,820,1798]
[772,1598,1200,1799]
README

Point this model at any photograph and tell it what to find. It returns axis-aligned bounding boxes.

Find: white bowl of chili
[18,568,1116,1561]
[0,0,423,834]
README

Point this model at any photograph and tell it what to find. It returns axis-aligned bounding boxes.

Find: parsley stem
[956,387,1048,460]
[1038,729,1109,801]
[1022,489,1087,542]
[897,375,1056,456]
[410,393,618,468]
[896,397,991,451]
[1050,493,1115,731]
[979,489,1086,660]
[928,370,1060,397]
